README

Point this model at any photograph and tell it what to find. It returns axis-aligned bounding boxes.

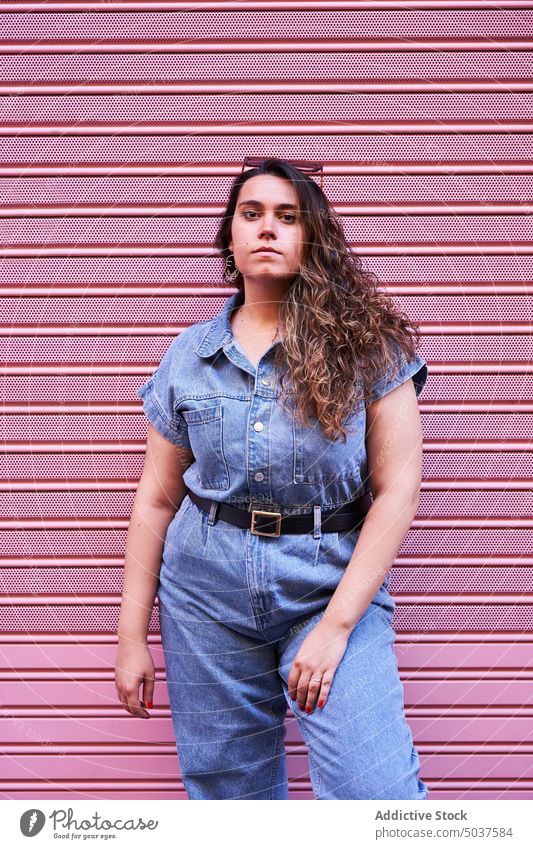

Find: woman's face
[228,174,305,284]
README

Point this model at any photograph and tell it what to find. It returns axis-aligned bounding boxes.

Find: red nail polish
[146,701,153,709]
[306,706,311,713]
[318,700,324,708]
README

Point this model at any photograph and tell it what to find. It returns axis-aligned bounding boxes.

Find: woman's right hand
[114,639,155,718]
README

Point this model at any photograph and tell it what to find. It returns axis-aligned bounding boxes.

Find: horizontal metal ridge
[0,39,532,54]
[3,243,533,257]
[0,779,528,794]
[3,668,533,681]
[1,121,533,138]
[1,632,532,643]
[0,322,533,334]
[3,81,533,96]
[2,479,533,492]
[1,742,531,754]
[3,401,533,413]
[2,162,533,177]
[3,202,533,216]
[3,440,533,453]
[2,0,533,10]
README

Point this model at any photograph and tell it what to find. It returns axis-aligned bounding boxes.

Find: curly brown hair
[214,157,423,444]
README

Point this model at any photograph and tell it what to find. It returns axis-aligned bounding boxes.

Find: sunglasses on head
[241,156,324,190]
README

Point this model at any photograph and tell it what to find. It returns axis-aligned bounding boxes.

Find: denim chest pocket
[292,402,365,485]
[181,404,230,491]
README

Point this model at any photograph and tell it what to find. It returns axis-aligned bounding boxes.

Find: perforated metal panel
[1,3,532,801]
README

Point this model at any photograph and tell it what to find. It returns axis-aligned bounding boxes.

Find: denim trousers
[157,494,430,801]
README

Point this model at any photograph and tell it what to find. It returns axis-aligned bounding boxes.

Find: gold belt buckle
[251,509,282,537]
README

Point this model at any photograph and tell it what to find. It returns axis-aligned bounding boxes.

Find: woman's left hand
[287,617,351,713]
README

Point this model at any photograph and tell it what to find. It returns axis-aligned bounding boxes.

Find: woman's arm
[115,423,195,717]
[322,377,424,633]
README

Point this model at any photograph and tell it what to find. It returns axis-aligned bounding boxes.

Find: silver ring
[310,677,322,683]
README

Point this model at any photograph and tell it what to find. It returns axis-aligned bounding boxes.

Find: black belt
[187,489,372,538]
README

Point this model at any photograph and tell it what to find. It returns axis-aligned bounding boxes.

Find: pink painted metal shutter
[1,3,532,800]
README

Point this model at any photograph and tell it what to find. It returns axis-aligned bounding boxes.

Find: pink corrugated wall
[1,2,532,800]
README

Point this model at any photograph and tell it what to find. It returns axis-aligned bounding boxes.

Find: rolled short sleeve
[366,343,428,404]
[136,338,192,450]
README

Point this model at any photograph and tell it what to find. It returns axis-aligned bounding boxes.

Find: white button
[261,378,271,386]
[254,472,264,482]
[253,421,264,432]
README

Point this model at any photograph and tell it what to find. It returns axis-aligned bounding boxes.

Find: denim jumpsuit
[137,289,430,800]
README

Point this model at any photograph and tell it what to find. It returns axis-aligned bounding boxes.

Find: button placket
[248,363,276,504]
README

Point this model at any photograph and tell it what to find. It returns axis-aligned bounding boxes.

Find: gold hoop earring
[225,253,240,280]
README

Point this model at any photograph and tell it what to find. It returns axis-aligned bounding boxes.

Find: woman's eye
[242,210,259,219]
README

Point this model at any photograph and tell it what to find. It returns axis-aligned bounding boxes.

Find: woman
[115,157,430,801]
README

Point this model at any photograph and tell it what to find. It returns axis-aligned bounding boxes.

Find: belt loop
[313,505,322,539]
[208,500,220,525]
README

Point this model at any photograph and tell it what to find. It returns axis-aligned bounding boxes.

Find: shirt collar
[194,289,245,358]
